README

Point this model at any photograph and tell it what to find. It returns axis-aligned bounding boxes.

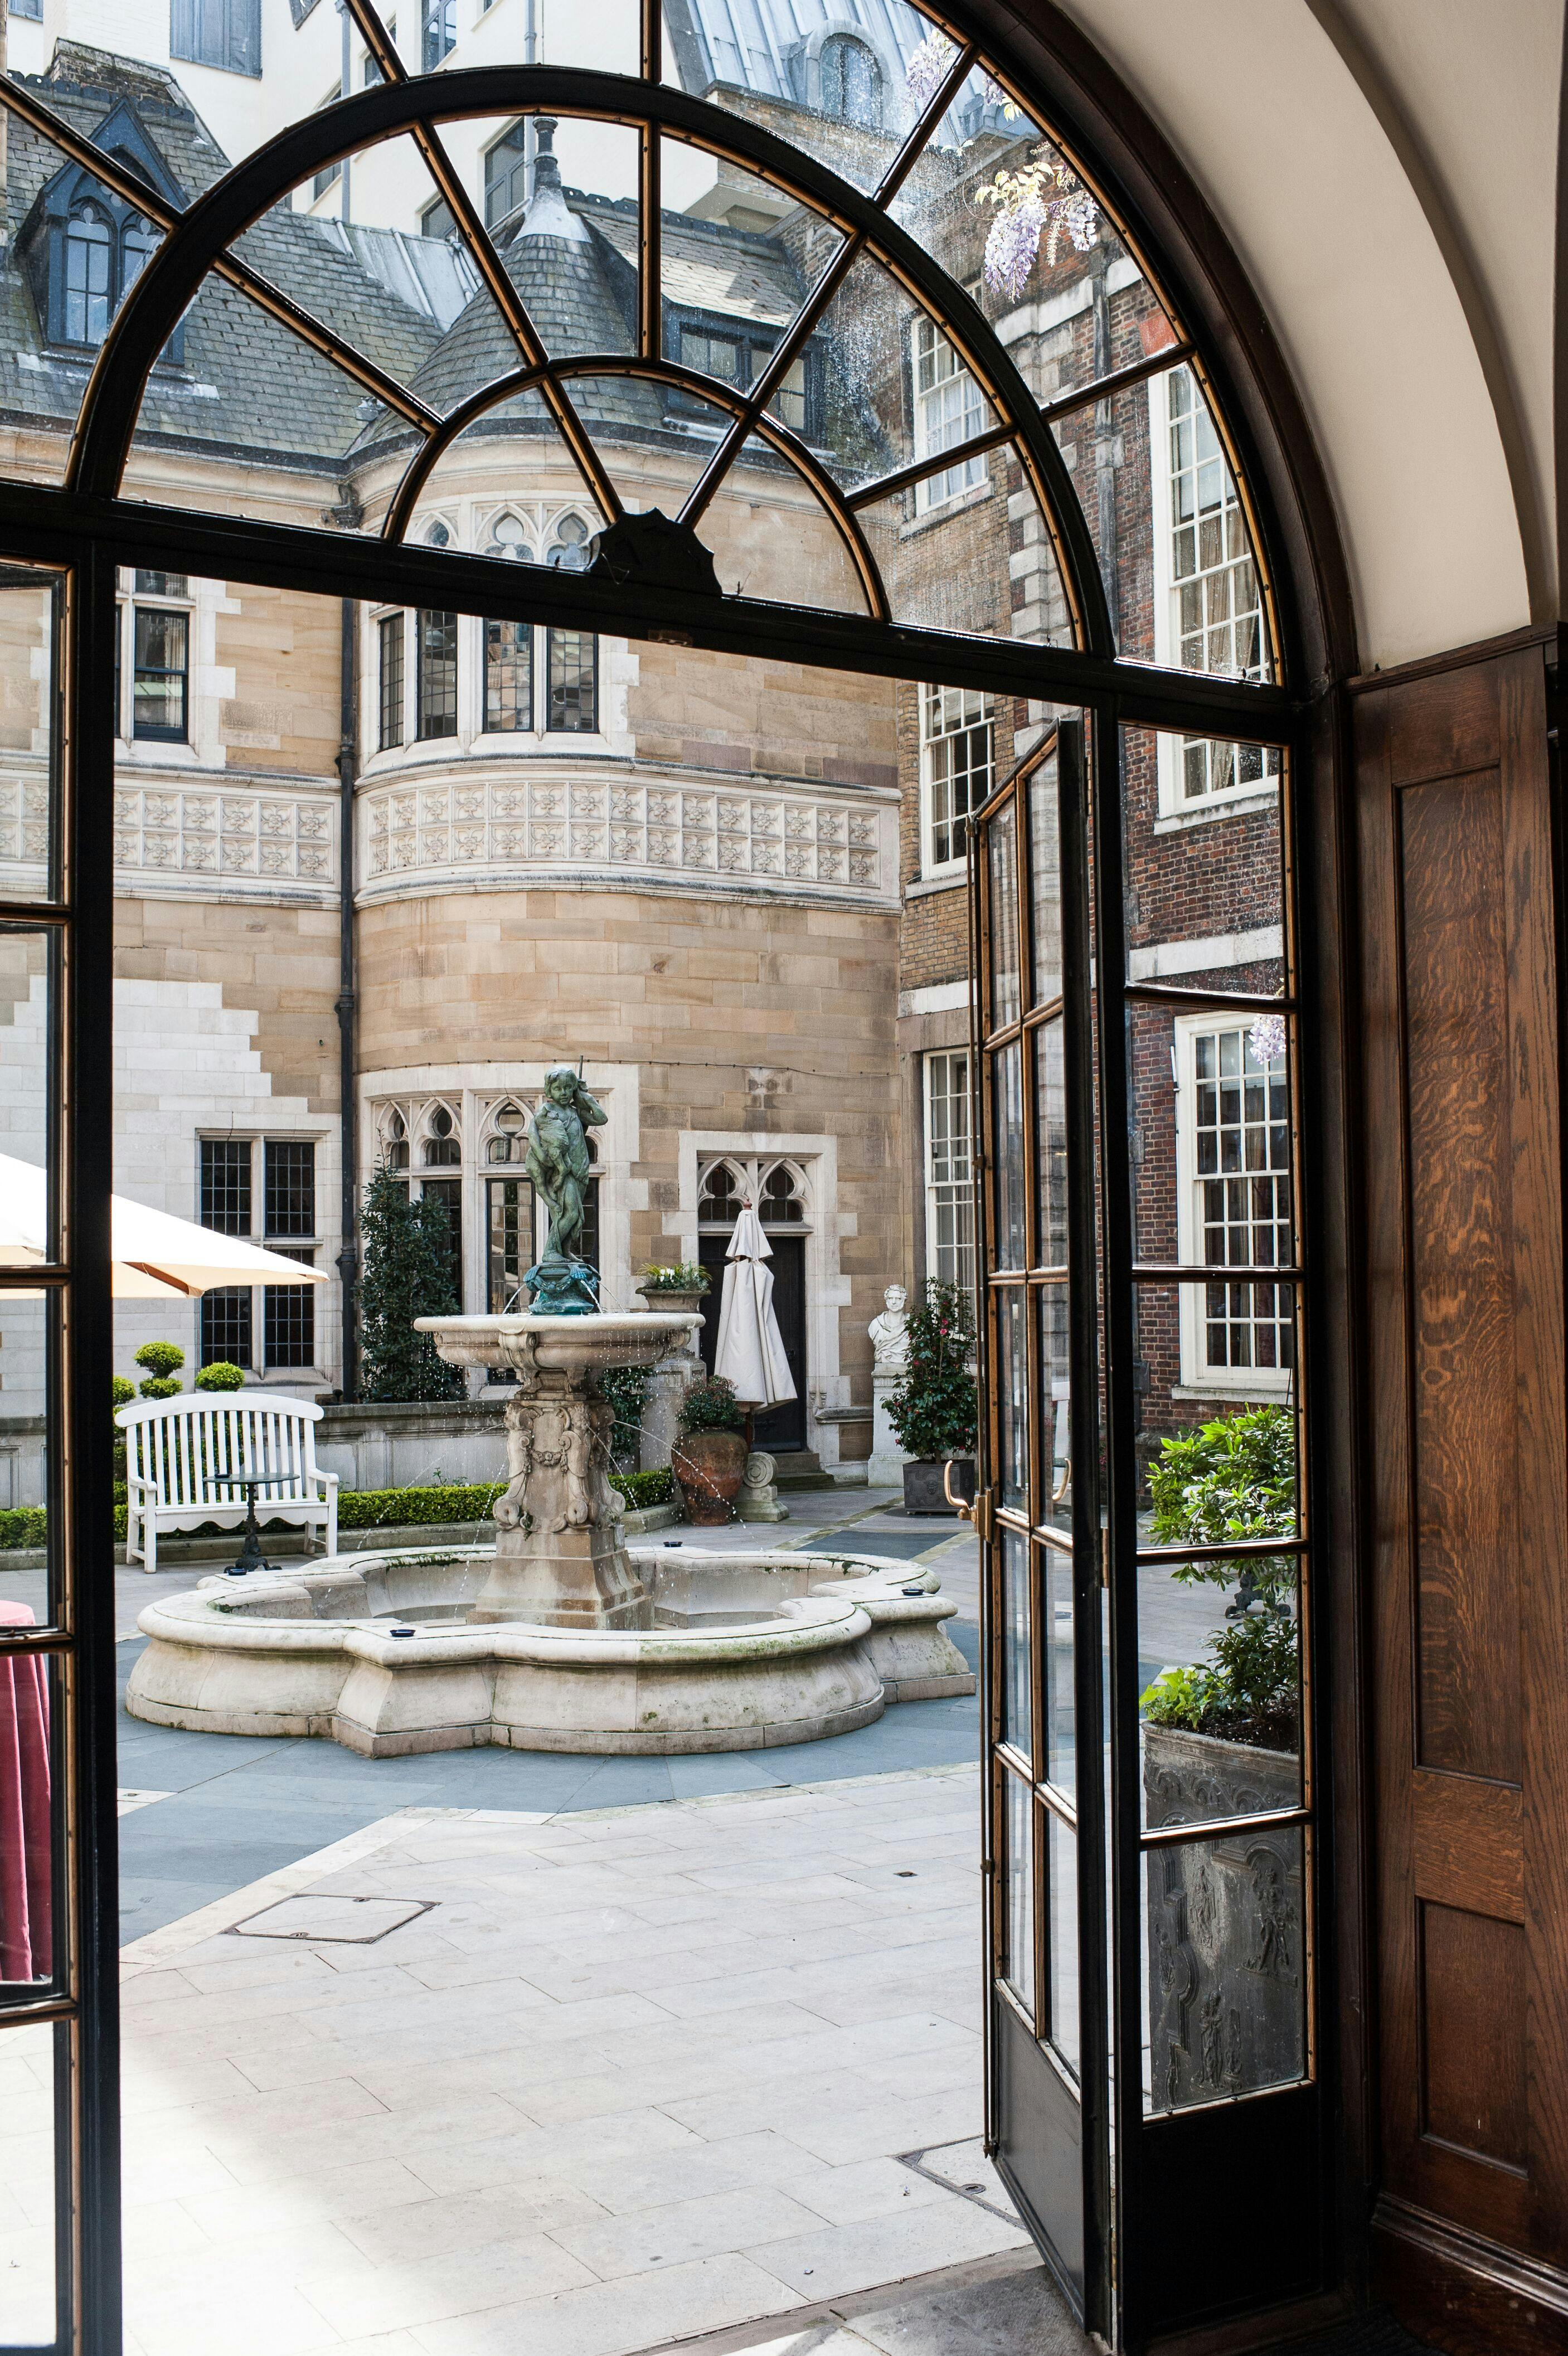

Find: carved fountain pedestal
[419,1314,696,1629]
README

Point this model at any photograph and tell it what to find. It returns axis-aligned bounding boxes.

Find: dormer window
[21,108,187,360]
[821,35,882,129]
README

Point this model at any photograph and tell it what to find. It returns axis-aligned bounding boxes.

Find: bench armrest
[125,1471,156,1500]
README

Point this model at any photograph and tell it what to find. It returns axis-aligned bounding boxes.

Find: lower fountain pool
[125,1543,975,1755]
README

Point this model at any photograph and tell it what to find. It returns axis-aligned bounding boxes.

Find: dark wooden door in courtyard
[697,1231,808,1453]
[1358,644,1568,2353]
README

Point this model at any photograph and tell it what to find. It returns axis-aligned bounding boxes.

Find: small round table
[211,1478,275,1576]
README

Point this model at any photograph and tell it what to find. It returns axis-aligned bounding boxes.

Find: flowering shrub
[977,157,1099,299]
[886,1280,977,1461]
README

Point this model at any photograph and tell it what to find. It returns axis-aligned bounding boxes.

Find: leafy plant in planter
[1140,1405,1298,1752]
[672,1377,747,1525]
[886,1282,977,1509]
[886,1281,977,1459]
[358,1167,465,1404]
[639,1263,710,1295]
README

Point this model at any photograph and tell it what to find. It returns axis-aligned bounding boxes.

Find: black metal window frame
[415,605,458,740]
[377,609,405,747]
[0,14,1355,2351]
[129,597,189,742]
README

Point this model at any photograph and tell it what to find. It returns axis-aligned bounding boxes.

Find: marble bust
[868,1284,911,1373]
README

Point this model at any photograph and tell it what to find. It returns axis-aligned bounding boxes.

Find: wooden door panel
[1360,647,1568,2330]
[1399,774,1521,1785]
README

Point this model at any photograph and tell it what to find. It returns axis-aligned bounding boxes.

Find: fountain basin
[124,1544,975,1755]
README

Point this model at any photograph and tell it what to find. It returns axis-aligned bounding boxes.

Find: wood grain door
[1358,645,1568,2348]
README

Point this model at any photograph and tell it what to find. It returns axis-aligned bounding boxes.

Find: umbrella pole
[744,1409,755,1454]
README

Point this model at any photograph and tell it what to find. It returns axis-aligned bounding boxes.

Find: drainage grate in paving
[228,1895,435,1944]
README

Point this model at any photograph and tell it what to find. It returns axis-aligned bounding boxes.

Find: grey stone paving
[111,1490,986,1944]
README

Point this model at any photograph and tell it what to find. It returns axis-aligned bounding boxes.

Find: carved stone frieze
[79,776,341,895]
[358,769,896,905]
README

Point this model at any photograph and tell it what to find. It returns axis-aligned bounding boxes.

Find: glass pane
[1046,1808,1080,2078]
[701,436,868,614]
[1133,1008,1295,1283]
[1039,1286,1071,1541]
[858,462,1071,647]
[1001,1765,1035,2015]
[1035,1018,1067,1267]
[0,572,57,906]
[995,1288,1027,1512]
[998,1524,1031,1760]
[1144,1826,1307,2113]
[1054,363,1278,679]
[1134,1289,1304,1832]
[1041,1539,1075,1799]
[1028,750,1062,1005]
[0,932,52,1235]
[665,3,948,197]
[810,250,1002,493]
[988,803,1020,1028]
[991,1041,1025,1270]
[0,1295,55,1633]
[1121,726,1285,979]
[0,1646,55,1990]
[0,2022,56,2343]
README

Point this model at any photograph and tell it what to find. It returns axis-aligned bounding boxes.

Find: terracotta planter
[672,1428,748,1525]
[902,1457,974,1514]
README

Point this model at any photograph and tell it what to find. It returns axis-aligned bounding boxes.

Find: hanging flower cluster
[977,157,1100,298]
[904,28,958,114]
[1248,1012,1289,1068]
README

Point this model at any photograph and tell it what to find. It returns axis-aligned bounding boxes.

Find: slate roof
[0,43,887,493]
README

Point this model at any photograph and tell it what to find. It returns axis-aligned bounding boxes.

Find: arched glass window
[697,1160,744,1226]
[487,513,531,561]
[62,208,112,346]
[545,513,592,571]
[486,1100,527,1163]
[120,216,158,301]
[421,1102,461,1167]
[820,36,882,130]
[759,1161,805,1223]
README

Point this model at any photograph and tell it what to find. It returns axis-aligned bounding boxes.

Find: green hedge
[0,1466,678,1551]
[338,1468,676,1526]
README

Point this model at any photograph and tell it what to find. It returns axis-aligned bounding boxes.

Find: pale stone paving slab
[7,1766,1033,2354]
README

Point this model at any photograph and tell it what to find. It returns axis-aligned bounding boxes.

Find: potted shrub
[1139,1406,1302,2112]
[671,1377,747,1525]
[885,1280,977,1514]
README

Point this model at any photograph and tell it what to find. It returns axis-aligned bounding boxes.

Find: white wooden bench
[116,1392,338,1575]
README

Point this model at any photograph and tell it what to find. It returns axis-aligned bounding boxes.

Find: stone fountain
[125,1065,974,1755]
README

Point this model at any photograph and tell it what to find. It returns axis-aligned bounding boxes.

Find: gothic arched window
[545,513,593,571]
[820,36,881,130]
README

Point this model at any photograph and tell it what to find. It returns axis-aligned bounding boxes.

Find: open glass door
[972,717,1113,2340]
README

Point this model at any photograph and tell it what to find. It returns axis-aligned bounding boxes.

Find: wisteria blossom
[904,29,958,113]
[977,157,1100,298]
[1248,1013,1289,1068]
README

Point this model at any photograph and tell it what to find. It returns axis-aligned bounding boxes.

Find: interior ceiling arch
[1041,0,1561,668]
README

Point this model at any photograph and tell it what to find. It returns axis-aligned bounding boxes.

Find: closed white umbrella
[0,1153,328,1298]
[713,1200,797,1412]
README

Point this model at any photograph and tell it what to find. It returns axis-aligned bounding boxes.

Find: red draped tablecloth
[0,1601,51,1981]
